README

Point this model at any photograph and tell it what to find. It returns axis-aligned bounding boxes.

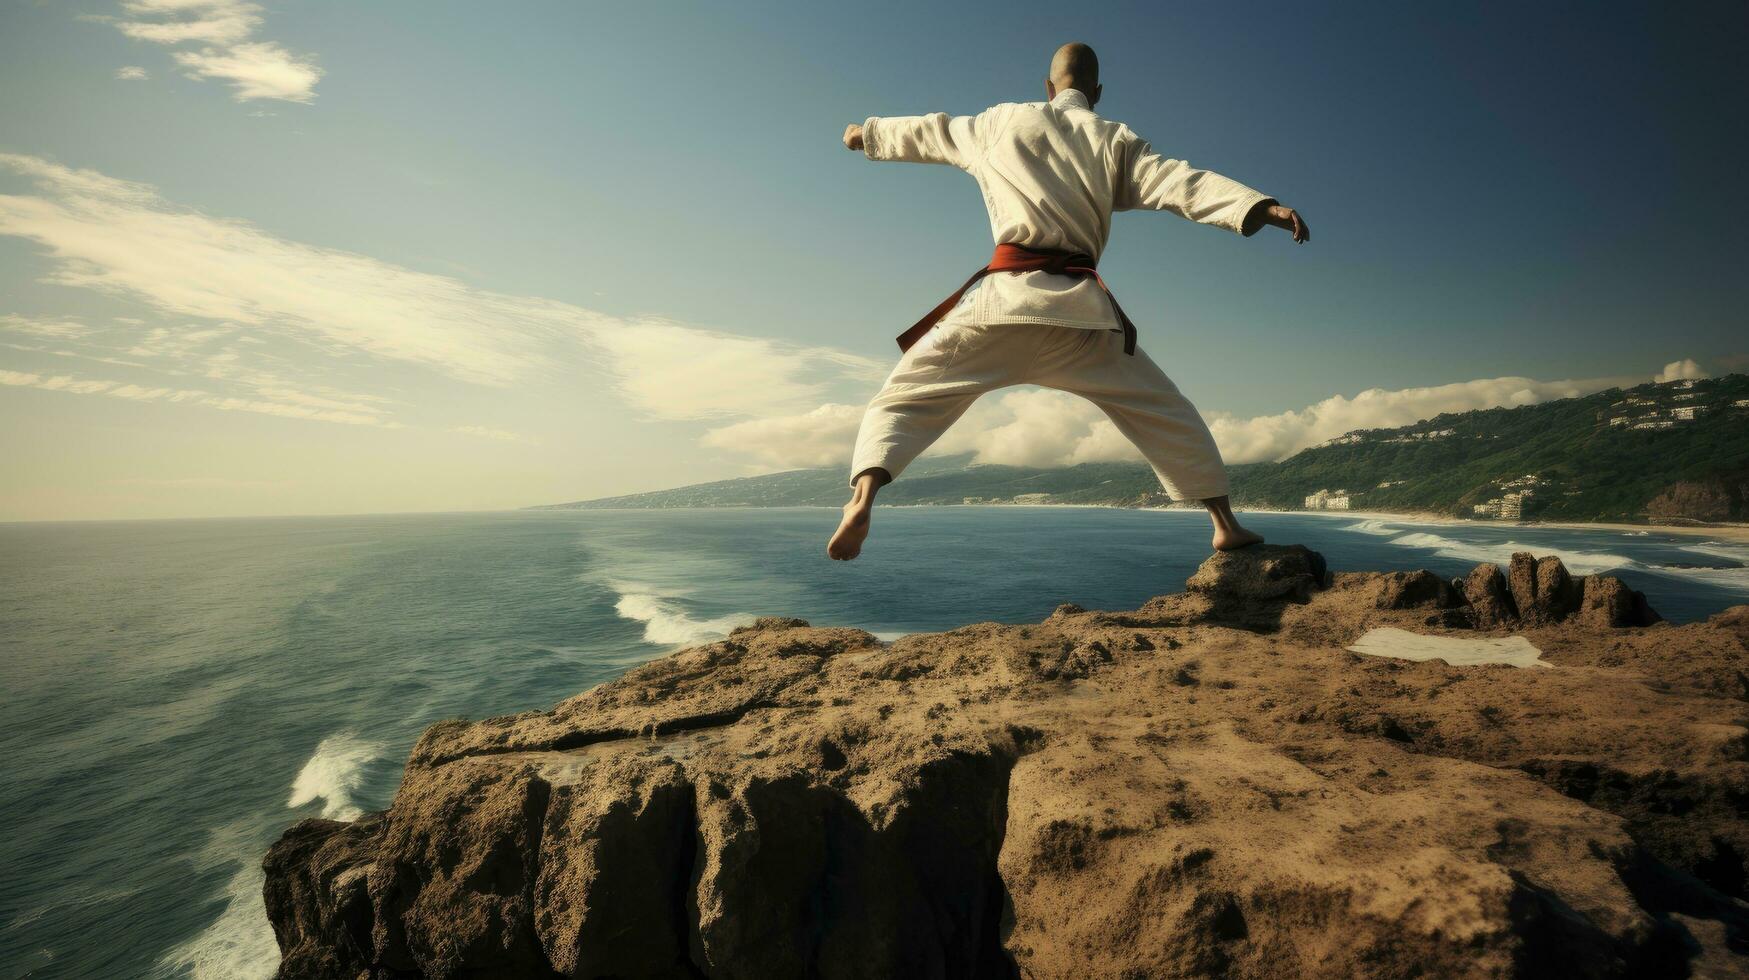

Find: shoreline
[1271,507,1749,544]
[541,502,1749,543]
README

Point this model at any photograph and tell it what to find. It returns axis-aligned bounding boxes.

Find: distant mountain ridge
[537,374,1749,523]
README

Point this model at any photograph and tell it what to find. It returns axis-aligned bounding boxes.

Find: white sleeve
[1117,129,1273,235]
[861,110,988,169]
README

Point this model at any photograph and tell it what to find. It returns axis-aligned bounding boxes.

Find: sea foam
[1682,541,1749,565]
[614,591,753,646]
[164,734,386,976]
[155,864,278,980]
[287,732,384,821]
[1370,529,1749,593]
[1381,532,1633,576]
[1651,547,1749,590]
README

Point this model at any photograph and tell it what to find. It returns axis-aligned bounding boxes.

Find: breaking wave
[1682,541,1749,565]
[288,732,384,821]
[614,590,753,646]
[154,864,278,980]
[164,734,387,977]
[1375,531,1749,592]
[1344,519,1401,536]
[1653,544,1749,589]
[1381,532,1635,576]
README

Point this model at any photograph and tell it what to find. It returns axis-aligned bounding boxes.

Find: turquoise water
[2,507,1745,978]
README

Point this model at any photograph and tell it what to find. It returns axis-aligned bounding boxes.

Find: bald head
[1047,42,1101,105]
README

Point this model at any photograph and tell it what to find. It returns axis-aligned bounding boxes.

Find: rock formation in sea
[263,546,1748,978]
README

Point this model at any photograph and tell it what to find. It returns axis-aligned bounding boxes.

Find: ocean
[2,507,1746,978]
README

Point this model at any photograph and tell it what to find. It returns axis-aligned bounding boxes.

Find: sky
[0,0,1744,520]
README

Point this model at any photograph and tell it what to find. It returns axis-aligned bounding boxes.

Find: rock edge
[265,547,1747,979]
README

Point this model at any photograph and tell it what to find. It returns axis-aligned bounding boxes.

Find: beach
[1269,507,1749,545]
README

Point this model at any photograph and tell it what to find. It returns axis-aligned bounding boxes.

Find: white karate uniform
[850,88,1273,501]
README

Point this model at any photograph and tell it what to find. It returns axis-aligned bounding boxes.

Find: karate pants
[849,307,1231,501]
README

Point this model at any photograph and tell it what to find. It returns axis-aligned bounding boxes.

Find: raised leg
[833,316,1040,561]
[834,381,976,562]
[1203,494,1263,551]
[828,469,889,560]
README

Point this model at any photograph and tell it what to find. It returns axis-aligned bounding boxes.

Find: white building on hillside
[1474,491,1529,520]
[1498,492,1525,520]
[1303,489,1352,511]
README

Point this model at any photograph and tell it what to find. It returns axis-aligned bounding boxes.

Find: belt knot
[894,244,1136,355]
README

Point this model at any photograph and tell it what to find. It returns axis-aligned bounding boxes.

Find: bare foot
[1212,525,1264,551]
[827,499,873,560]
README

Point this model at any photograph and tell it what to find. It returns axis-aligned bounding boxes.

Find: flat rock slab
[1348,626,1551,668]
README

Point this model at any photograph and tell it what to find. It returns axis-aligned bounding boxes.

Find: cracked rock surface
[264,546,1748,978]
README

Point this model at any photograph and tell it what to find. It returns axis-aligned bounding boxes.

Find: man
[828,42,1308,561]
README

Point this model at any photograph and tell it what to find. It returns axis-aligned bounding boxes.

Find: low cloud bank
[701,404,864,469]
[1655,358,1708,383]
[707,366,1687,473]
[1204,374,1631,464]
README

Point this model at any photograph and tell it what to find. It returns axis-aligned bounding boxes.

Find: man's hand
[842,123,864,152]
[1265,204,1309,243]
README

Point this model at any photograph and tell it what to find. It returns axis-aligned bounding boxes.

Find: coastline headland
[263,546,1747,978]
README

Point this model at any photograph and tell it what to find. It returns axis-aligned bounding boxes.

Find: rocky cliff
[263,546,1749,979]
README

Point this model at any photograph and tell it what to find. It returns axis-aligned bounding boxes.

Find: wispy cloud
[173,42,321,103]
[0,154,880,431]
[0,152,556,386]
[590,321,882,421]
[97,0,321,103]
[2,311,398,423]
[122,322,239,360]
[10,156,1677,479]
[0,367,395,426]
[112,0,261,44]
[114,65,150,81]
[0,314,96,340]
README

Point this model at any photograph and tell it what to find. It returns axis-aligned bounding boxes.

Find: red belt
[895,242,1137,355]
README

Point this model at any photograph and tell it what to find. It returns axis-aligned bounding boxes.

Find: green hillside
[538,374,1749,524]
[1234,374,1749,522]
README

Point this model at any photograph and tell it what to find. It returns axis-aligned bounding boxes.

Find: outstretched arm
[841,112,986,169]
[1120,132,1307,243]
